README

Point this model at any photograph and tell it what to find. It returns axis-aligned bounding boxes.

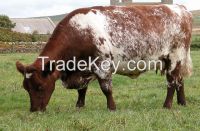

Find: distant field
[0,41,200,130]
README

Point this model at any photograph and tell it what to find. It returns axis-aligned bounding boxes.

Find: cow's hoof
[108,106,116,111]
[177,101,186,106]
[76,101,85,108]
[163,103,172,109]
[109,109,116,112]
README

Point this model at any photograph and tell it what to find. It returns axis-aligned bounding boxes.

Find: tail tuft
[180,48,192,77]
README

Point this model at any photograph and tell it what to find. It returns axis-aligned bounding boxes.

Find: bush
[0,28,32,42]
[0,28,50,42]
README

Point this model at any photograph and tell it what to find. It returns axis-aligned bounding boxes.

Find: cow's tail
[180,48,193,77]
[180,6,193,77]
[167,46,192,78]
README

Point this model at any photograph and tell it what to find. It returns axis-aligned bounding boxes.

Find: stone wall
[0,42,46,53]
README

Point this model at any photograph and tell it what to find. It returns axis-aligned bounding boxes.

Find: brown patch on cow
[91,9,97,14]
[99,37,106,45]
[160,55,171,75]
[109,52,114,60]
[105,53,109,58]
[122,54,128,61]
[109,32,113,37]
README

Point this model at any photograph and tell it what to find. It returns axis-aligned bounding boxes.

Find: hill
[49,14,67,25]
[31,14,67,25]
[191,10,200,28]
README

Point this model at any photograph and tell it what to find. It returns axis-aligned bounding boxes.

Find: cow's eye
[33,85,43,91]
[38,86,44,91]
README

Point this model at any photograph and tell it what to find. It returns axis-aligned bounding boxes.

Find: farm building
[11,17,55,34]
[110,0,173,5]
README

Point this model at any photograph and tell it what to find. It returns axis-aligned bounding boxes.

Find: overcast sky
[0,0,199,18]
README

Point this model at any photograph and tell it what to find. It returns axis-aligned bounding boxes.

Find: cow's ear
[16,61,25,75]
[42,61,55,77]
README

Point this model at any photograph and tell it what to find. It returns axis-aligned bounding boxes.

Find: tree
[0,15,16,29]
[31,30,39,42]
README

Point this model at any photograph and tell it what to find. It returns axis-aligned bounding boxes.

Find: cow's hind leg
[176,78,186,106]
[98,78,116,111]
[163,73,176,109]
[76,87,87,108]
[163,62,185,108]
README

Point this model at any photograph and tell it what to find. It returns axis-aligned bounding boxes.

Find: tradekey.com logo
[38,56,163,74]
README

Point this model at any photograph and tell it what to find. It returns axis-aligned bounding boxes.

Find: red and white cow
[16,4,192,112]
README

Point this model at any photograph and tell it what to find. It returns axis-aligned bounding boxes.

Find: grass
[0,49,200,130]
[191,35,200,49]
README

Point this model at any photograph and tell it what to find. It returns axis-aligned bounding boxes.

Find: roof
[11,17,56,34]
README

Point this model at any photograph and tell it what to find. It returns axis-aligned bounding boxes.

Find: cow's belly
[111,56,164,78]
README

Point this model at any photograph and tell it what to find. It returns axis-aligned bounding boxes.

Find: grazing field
[192,35,200,49]
[0,50,200,130]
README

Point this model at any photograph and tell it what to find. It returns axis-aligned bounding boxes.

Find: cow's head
[16,61,57,112]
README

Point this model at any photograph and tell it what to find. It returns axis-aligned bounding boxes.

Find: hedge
[0,28,50,42]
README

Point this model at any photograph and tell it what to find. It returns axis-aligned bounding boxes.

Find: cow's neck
[33,36,71,70]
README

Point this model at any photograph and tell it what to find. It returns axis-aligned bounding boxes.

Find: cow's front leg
[76,87,87,108]
[98,78,116,111]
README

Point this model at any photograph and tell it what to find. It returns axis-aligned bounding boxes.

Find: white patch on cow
[152,7,165,16]
[70,11,107,38]
[62,81,68,88]
[180,48,193,77]
[113,7,124,14]
[165,5,182,16]
[168,47,186,73]
[79,76,83,82]
[94,68,110,79]
[25,73,32,79]
[70,10,112,55]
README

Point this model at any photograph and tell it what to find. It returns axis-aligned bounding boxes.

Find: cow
[16,4,192,112]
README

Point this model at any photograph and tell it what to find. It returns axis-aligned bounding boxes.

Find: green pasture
[0,41,200,130]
